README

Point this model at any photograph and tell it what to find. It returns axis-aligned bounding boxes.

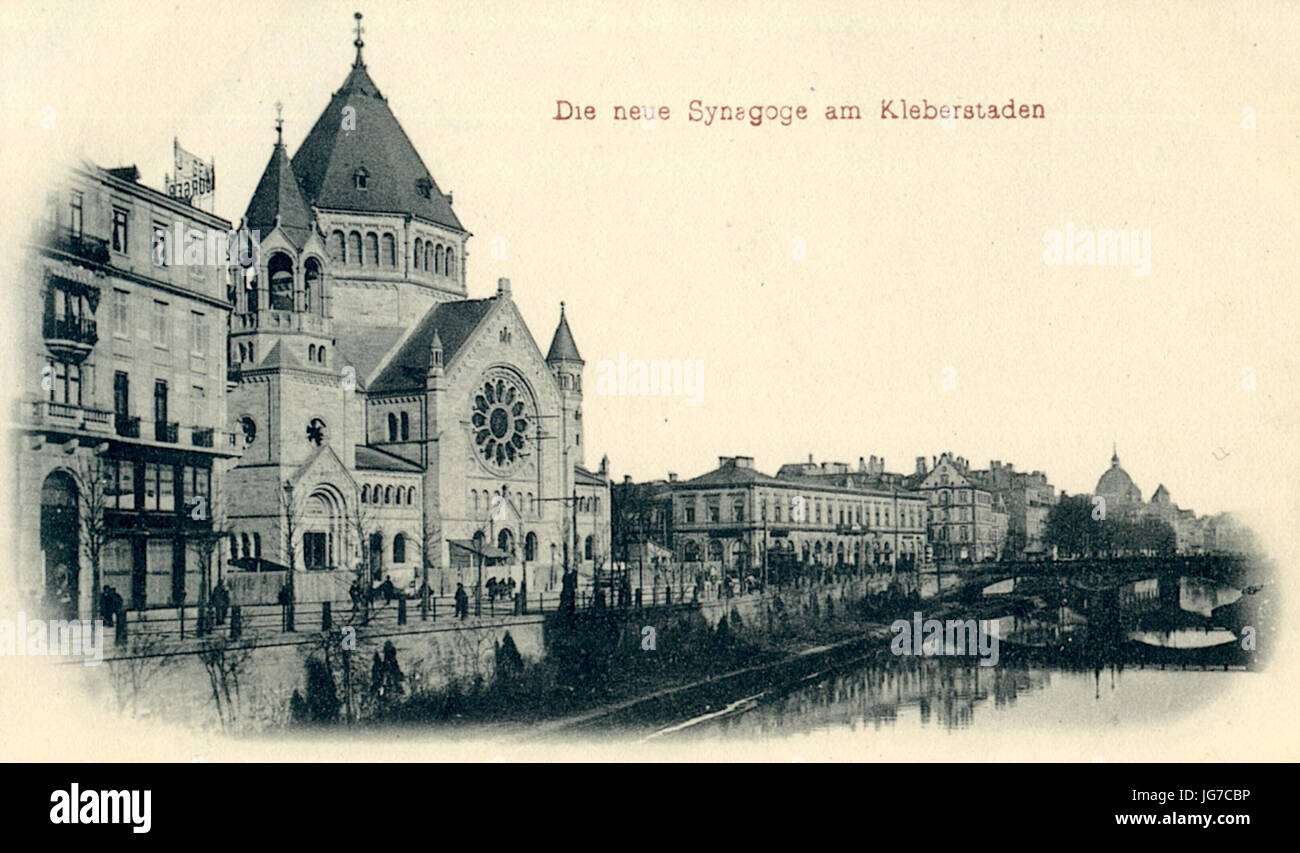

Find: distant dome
[1095,446,1142,505]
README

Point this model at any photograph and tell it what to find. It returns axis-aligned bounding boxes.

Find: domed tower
[1094,443,1143,515]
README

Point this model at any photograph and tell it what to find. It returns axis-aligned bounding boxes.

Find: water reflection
[674,656,1238,740]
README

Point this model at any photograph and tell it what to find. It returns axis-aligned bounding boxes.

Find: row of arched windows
[470,489,542,516]
[577,496,600,513]
[412,237,456,278]
[361,484,416,505]
[386,411,410,442]
[264,254,324,313]
[330,230,398,267]
[306,344,327,364]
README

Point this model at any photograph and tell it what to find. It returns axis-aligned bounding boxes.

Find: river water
[613,572,1270,742]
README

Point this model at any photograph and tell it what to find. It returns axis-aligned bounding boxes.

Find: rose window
[472,374,530,470]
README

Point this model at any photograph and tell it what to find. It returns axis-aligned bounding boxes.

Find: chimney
[916,456,928,476]
[623,475,633,484]
[719,456,736,468]
[808,453,814,464]
[735,456,754,469]
[668,472,678,482]
[858,457,866,472]
[497,277,512,297]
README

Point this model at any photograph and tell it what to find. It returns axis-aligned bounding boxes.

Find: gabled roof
[290,61,463,231]
[355,445,424,473]
[368,298,497,393]
[244,144,313,248]
[546,303,583,363]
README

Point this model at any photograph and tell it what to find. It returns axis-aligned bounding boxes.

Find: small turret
[425,327,444,390]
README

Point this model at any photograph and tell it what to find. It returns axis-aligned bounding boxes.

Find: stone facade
[222,46,610,606]
[15,163,241,619]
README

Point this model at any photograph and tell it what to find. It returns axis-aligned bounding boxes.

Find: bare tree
[189,474,233,635]
[196,634,255,731]
[107,631,178,717]
[72,449,112,619]
[278,480,306,631]
[344,483,377,625]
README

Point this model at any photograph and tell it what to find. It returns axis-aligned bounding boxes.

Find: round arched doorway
[41,471,79,620]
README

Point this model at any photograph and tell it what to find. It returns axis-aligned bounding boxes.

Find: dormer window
[415,178,432,199]
[353,167,369,190]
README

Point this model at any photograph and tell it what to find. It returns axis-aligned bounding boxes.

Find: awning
[228,557,292,573]
[448,539,512,561]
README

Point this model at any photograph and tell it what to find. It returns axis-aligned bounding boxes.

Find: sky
[2,0,1297,528]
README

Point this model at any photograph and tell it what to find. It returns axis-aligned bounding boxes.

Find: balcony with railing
[30,399,113,433]
[42,313,98,362]
[154,420,179,443]
[115,414,140,438]
[190,426,214,448]
[43,226,111,267]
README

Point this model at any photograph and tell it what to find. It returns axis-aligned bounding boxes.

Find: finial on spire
[1111,442,1119,465]
[274,101,284,146]
[559,300,566,317]
[352,12,366,67]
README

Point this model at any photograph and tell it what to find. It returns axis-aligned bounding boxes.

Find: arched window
[435,244,444,275]
[406,488,413,505]
[268,252,294,311]
[317,346,325,364]
[304,258,321,312]
[387,412,397,442]
[583,535,593,561]
[472,491,480,511]
[348,232,362,265]
[399,411,409,441]
[330,230,345,262]
[524,532,537,562]
[365,232,379,266]
[308,344,316,362]
[445,248,455,278]
[413,238,423,271]
[424,242,433,271]
[384,486,393,504]
[528,493,534,514]
[238,343,247,362]
[353,167,368,190]
[248,342,255,363]
[240,533,250,559]
[253,533,262,558]
[393,533,406,563]
[684,541,700,562]
[361,485,369,504]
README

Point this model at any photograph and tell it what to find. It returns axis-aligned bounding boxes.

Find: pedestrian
[455,582,469,620]
[349,579,362,614]
[99,586,115,626]
[212,580,230,625]
[380,574,395,604]
[507,577,517,599]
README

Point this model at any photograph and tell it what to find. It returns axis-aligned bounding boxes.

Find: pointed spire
[352,12,366,68]
[1111,442,1119,466]
[547,301,583,363]
[430,327,443,366]
[274,101,284,147]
